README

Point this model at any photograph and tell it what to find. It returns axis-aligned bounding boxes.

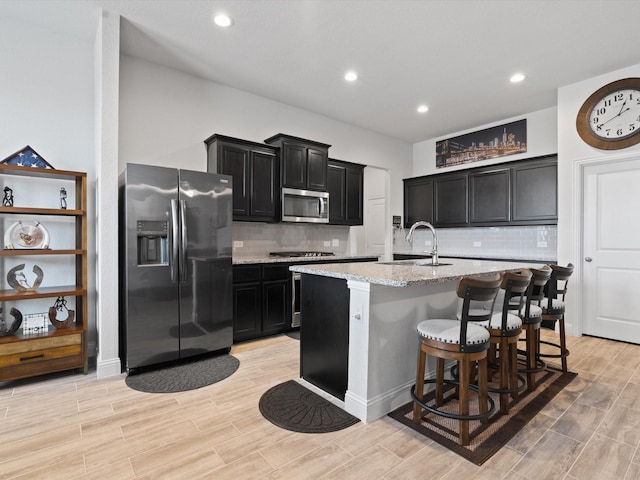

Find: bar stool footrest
[411,379,496,422]
[538,339,570,360]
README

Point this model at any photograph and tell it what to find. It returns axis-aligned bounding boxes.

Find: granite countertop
[289,257,539,287]
[232,254,380,265]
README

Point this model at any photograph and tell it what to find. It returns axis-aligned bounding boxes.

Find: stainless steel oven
[291,271,301,328]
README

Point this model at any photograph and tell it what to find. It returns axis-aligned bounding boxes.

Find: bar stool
[538,263,574,372]
[411,274,502,446]
[515,265,552,391]
[475,270,532,414]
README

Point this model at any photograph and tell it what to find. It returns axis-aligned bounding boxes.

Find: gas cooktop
[269,251,335,258]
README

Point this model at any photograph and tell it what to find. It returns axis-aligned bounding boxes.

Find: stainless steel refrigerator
[119,163,233,371]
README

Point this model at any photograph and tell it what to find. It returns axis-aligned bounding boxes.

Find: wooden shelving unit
[0,164,88,381]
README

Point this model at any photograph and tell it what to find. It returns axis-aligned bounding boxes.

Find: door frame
[572,150,640,337]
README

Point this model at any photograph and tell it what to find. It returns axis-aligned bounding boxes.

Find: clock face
[588,88,640,140]
[576,78,640,150]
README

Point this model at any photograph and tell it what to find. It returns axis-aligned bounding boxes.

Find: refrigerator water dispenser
[137,220,168,265]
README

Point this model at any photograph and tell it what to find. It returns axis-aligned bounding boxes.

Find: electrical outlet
[473,241,481,247]
[332,239,339,247]
[233,241,243,248]
[323,240,331,247]
[537,241,548,248]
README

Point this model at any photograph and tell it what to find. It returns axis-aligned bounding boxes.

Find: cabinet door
[511,159,557,223]
[328,162,347,224]
[469,168,510,224]
[403,177,434,228]
[217,144,250,217]
[282,143,307,189]
[233,283,261,341]
[345,166,363,225]
[250,150,278,220]
[307,147,328,191]
[263,280,289,333]
[434,173,468,226]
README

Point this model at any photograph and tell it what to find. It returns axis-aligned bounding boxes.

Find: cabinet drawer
[262,265,289,281]
[233,265,261,284]
[0,333,81,356]
[0,343,82,368]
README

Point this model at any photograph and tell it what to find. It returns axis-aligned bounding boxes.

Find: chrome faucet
[406,221,439,265]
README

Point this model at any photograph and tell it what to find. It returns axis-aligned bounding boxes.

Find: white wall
[0,16,98,353]
[412,107,558,177]
[118,55,413,222]
[557,62,640,335]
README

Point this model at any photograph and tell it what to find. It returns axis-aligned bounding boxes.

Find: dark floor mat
[259,380,359,433]
[125,353,239,393]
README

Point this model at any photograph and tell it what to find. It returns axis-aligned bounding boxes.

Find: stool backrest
[522,265,552,319]
[546,263,574,309]
[497,270,533,332]
[456,274,502,348]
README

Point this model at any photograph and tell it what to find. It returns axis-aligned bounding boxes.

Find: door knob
[585,257,592,262]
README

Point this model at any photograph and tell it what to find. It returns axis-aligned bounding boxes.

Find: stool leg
[436,358,445,406]
[459,359,470,446]
[499,337,509,414]
[413,345,426,422]
[478,355,489,425]
[509,340,519,401]
[559,316,568,372]
[526,324,537,391]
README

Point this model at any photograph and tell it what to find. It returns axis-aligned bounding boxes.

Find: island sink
[377,259,452,267]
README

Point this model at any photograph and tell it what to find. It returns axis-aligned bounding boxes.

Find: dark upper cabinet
[511,156,557,223]
[403,177,434,228]
[328,159,364,225]
[403,155,557,228]
[469,167,511,224]
[434,173,468,226]
[205,134,279,222]
[265,134,330,191]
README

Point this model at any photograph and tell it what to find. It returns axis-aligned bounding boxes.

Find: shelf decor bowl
[6,263,44,292]
[4,221,50,249]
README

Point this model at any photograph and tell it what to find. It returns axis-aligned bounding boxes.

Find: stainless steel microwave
[281,187,329,223]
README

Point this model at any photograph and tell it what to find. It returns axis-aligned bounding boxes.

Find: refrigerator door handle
[170,199,179,283]
[179,199,188,283]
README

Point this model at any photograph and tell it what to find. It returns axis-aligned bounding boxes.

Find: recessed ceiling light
[344,71,358,82]
[214,14,233,27]
[510,73,525,83]
[417,105,429,113]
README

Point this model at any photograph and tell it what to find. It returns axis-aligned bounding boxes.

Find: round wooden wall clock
[576,77,640,150]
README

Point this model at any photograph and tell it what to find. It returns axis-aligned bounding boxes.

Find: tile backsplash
[393,225,557,261]
[233,222,351,256]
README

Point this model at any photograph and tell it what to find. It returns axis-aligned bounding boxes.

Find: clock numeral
[605,129,611,137]
[604,99,612,107]
[630,124,636,132]
[592,117,599,125]
[617,128,624,136]
[615,93,625,102]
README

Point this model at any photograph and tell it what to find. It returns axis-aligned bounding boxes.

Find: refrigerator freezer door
[122,164,180,369]
[178,170,233,357]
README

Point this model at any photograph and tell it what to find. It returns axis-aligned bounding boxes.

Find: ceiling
[2,0,640,143]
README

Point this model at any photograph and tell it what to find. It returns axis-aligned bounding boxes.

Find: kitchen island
[290,258,541,423]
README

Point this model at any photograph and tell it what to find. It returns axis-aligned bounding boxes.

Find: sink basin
[377,260,452,267]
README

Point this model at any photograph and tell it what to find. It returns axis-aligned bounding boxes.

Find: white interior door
[583,156,640,343]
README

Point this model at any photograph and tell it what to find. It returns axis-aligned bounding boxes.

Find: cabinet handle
[585,257,593,262]
[20,354,45,362]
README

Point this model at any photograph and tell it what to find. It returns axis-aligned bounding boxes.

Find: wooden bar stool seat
[411,274,502,446]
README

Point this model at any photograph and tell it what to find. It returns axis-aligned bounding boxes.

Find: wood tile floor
[1,330,640,479]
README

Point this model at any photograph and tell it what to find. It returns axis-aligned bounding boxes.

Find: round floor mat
[125,354,239,393]
[259,380,359,433]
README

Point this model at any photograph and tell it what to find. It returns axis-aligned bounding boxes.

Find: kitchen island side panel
[300,274,350,400]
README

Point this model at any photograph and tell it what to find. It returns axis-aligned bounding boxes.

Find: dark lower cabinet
[300,274,349,401]
[233,264,289,342]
